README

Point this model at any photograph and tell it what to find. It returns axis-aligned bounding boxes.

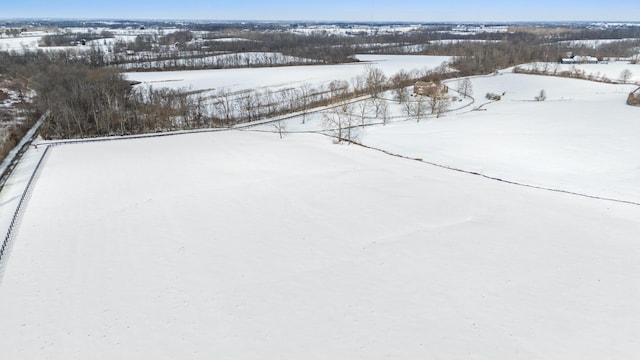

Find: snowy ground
[522,61,640,83]
[555,38,639,48]
[0,131,639,359]
[0,36,42,51]
[245,69,640,204]
[123,55,452,93]
[1,55,639,358]
[360,73,640,203]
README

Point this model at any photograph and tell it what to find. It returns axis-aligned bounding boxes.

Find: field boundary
[0,112,48,193]
[0,144,52,283]
[345,138,640,207]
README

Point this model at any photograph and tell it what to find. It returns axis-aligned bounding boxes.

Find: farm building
[561,55,599,64]
[414,81,448,96]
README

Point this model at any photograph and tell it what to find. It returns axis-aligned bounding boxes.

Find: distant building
[414,81,448,96]
[561,55,599,64]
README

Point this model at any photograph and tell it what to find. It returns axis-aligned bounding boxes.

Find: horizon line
[2,17,640,24]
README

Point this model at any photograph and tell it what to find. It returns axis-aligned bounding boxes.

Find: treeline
[0,114,37,165]
[114,51,321,72]
[3,22,638,143]
[21,23,640,74]
[0,54,41,161]
[39,31,114,47]
[114,30,359,65]
[557,26,640,41]
[446,41,554,75]
[1,48,460,140]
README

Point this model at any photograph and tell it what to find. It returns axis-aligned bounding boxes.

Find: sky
[1,0,639,22]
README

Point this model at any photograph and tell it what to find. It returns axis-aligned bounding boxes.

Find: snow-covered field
[556,38,639,48]
[361,72,640,203]
[1,54,639,358]
[240,60,640,204]
[0,36,42,51]
[1,131,639,359]
[0,27,181,53]
[124,54,452,93]
[522,61,640,83]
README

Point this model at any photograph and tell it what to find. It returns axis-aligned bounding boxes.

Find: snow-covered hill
[0,131,639,359]
[362,72,640,203]
[1,53,639,359]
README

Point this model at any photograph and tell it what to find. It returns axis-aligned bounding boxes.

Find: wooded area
[1,21,639,148]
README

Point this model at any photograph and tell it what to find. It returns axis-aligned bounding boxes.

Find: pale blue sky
[1,0,638,22]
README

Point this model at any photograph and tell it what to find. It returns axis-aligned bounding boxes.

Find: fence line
[344,139,640,208]
[0,145,52,283]
[0,112,48,192]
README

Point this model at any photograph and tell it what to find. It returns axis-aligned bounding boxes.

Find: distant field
[522,61,640,83]
[123,54,453,94]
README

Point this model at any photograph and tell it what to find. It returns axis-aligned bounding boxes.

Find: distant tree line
[2,21,639,146]
[39,31,114,47]
[0,48,461,141]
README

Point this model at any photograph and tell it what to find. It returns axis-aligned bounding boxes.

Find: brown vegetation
[0,21,638,147]
[513,65,614,83]
[628,89,640,107]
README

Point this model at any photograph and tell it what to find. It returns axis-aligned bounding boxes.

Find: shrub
[485,92,501,101]
[628,90,640,106]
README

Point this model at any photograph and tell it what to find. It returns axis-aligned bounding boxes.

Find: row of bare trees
[116,52,320,71]
[1,46,466,141]
[37,57,468,139]
[30,61,391,138]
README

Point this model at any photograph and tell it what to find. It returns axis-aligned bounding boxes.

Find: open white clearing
[361,72,640,203]
[1,131,639,359]
[123,54,452,93]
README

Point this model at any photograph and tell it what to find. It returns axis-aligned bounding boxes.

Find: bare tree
[371,97,385,118]
[535,89,546,101]
[263,89,277,116]
[620,69,633,84]
[434,96,451,118]
[410,95,428,122]
[323,101,355,143]
[420,82,451,118]
[280,88,299,113]
[457,78,473,98]
[356,99,372,128]
[272,118,287,139]
[329,80,350,101]
[214,88,235,125]
[237,90,260,121]
[299,82,312,124]
[377,99,389,125]
[364,64,387,99]
[390,69,412,102]
[350,73,366,95]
